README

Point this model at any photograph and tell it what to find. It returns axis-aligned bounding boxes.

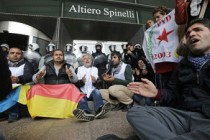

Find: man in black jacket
[33,49,78,84]
[7,47,34,123]
[8,47,34,85]
[31,49,82,119]
[98,18,210,140]
[126,18,210,140]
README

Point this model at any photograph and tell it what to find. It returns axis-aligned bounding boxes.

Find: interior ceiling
[0,0,175,41]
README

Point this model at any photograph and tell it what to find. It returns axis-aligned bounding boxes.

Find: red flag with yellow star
[142,10,181,71]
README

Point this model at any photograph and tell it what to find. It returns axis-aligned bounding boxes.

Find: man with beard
[98,18,210,140]
[100,51,134,112]
[31,49,83,119]
[34,49,77,84]
[2,47,34,123]
[73,53,111,122]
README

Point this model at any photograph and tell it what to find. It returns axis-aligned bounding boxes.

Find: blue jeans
[77,89,104,113]
[133,94,152,106]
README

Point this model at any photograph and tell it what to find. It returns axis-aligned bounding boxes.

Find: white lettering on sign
[69,5,135,19]
[69,5,101,15]
[103,8,134,18]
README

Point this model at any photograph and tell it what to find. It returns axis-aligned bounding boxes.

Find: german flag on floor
[27,84,84,119]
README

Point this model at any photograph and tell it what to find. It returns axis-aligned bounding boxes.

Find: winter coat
[160,58,210,118]
[44,61,75,84]
[8,59,34,84]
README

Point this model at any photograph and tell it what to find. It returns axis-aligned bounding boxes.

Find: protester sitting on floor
[73,53,111,122]
[133,57,155,106]
[2,47,34,123]
[34,49,78,84]
[30,49,84,119]
[123,43,138,69]
[98,18,210,140]
[100,51,133,112]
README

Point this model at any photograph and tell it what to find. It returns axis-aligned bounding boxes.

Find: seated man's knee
[108,86,117,93]
[79,97,87,103]
[108,86,121,96]
[93,89,100,96]
[100,89,109,99]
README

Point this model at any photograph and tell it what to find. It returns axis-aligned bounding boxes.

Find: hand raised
[36,68,45,81]
[91,75,96,83]
[127,78,158,98]
[102,73,111,81]
[142,69,148,75]
[106,75,115,82]
[66,65,73,77]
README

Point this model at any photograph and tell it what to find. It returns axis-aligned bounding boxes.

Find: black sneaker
[8,113,19,123]
[95,102,111,119]
[121,102,134,112]
[111,103,126,111]
[73,109,95,122]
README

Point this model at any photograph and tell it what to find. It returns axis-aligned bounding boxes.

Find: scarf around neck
[111,61,123,75]
[187,53,210,71]
[8,59,24,67]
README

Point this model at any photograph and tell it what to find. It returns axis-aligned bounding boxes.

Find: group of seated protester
[0,45,155,123]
